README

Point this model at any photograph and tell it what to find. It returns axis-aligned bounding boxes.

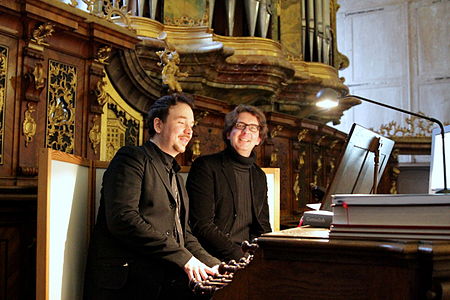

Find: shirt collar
[149,140,181,173]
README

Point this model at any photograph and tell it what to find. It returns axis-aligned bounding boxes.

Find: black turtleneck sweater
[225,146,256,247]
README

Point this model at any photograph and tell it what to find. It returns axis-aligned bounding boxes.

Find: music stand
[429,125,450,194]
[320,123,395,211]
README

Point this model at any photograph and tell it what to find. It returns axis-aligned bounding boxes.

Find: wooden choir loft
[0,1,448,300]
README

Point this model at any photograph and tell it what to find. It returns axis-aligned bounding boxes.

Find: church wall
[335,0,449,132]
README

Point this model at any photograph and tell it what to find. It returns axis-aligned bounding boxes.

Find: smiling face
[152,102,194,157]
[227,112,261,157]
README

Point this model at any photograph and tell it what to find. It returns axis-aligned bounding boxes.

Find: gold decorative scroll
[164,14,209,27]
[191,139,201,161]
[326,157,336,188]
[375,113,436,140]
[270,125,283,138]
[390,149,400,194]
[89,115,101,154]
[23,103,36,147]
[194,111,209,126]
[313,154,322,186]
[102,1,134,31]
[0,46,7,164]
[33,63,45,90]
[46,60,77,153]
[270,147,279,167]
[293,149,306,202]
[70,0,134,31]
[95,45,112,64]
[31,23,55,46]
[315,135,325,146]
[293,173,301,202]
[297,129,308,142]
[96,76,108,107]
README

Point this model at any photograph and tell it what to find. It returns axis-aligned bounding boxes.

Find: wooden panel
[0,240,5,299]
[213,228,450,300]
[0,34,19,179]
[0,227,20,300]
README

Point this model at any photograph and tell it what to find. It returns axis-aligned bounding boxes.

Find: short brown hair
[222,104,268,143]
[147,93,195,137]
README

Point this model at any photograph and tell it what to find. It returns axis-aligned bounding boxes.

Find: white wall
[333,0,450,136]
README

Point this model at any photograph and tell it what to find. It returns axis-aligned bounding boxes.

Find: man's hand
[183,256,218,282]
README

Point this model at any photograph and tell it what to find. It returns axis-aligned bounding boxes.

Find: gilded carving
[156,47,188,93]
[24,61,46,102]
[98,73,143,161]
[375,113,438,139]
[33,63,45,90]
[270,147,279,167]
[0,46,6,164]
[47,60,77,153]
[31,23,55,46]
[106,110,125,161]
[164,14,209,27]
[89,115,101,154]
[315,135,326,147]
[103,1,133,30]
[293,150,306,202]
[81,0,95,11]
[191,139,201,161]
[327,157,336,188]
[270,125,283,138]
[105,103,140,160]
[293,173,300,202]
[194,111,209,126]
[389,149,400,195]
[96,76,109,107]
[23,103,37,147]
[0,50,6,77]
[18,166,38,177]
[390,166,400,195]
[0,84,3,115]
[95,45,112,64]
[313,154,322,186]
[297,129,308,142]
[68,0,78,7]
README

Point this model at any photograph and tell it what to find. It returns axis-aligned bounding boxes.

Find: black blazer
[186,149,272,261]
[85,142,219,295]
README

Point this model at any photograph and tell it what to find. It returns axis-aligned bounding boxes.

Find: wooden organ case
[211,228,450,300]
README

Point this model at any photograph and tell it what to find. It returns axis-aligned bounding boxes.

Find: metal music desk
[213,227,450,300]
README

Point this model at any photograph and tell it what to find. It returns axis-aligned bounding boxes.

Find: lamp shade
[316,88,339,108]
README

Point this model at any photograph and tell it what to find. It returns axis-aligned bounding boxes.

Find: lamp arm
[346,94,448,193]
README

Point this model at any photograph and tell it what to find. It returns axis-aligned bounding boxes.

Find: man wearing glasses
[186,104,272,262]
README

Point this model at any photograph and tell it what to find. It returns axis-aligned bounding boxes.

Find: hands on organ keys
[190,240,259,296]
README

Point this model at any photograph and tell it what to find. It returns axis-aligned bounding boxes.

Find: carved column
[19,22,54,176]
[87,45,112,159]
[293,129,309,209]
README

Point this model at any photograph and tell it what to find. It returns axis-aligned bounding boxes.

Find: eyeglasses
[234,122,261,133]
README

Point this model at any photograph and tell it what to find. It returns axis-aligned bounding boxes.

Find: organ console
[196,228,450,300]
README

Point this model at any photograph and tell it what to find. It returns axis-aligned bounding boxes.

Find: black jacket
[84,142,219,298]
[186,148,272,262]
